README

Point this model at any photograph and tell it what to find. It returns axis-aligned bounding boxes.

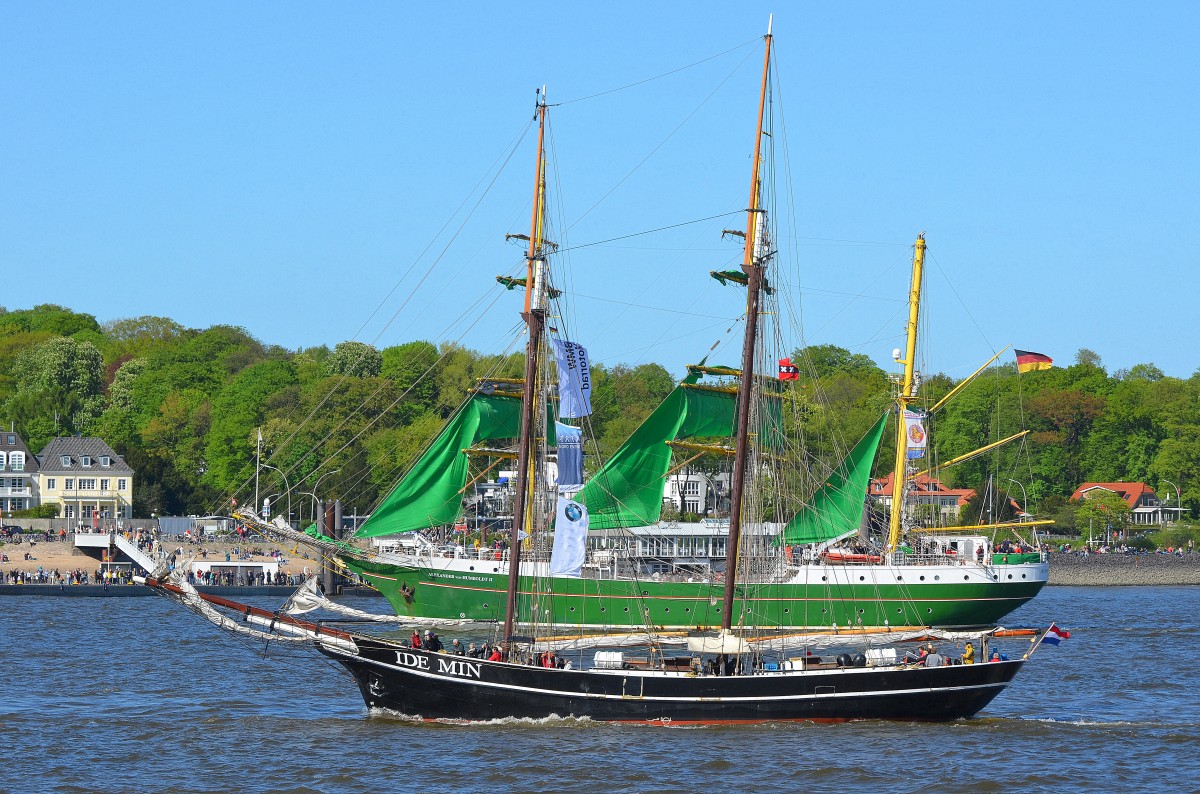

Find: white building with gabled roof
[37,436,135,521]
[0,429,39,516]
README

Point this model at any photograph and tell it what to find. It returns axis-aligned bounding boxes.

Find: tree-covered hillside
[3,305,1197,532]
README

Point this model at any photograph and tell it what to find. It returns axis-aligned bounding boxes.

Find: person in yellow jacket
[962,641,975,664]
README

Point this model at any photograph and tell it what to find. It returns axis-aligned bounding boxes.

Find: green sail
[578,375,736,530]
[355,393,526,538]
[780,410,888,545]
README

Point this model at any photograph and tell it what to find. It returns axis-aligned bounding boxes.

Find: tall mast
[502,89,549,653]
[721,20,772,633]
[886,234,926,552]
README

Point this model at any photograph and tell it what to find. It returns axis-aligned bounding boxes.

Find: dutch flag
[1042,624,1071,646]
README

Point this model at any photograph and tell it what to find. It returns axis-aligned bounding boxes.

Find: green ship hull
[342,555,1047,630]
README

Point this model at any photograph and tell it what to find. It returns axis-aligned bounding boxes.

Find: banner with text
[552,339,592,418]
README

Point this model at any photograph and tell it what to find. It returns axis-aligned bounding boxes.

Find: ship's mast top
[721,22,773,634]
[886,234,927,552]
[502,89,550,654]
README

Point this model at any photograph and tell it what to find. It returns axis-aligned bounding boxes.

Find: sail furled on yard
[577,374,736,530]
[356,393,532,538]
[781,411,888,545]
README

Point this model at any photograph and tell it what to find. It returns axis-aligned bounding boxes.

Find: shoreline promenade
[0,535,311,592]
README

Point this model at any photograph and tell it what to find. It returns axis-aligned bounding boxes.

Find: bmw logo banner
[550,497,590,576]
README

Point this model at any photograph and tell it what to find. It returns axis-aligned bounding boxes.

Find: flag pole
[254,428,262,516]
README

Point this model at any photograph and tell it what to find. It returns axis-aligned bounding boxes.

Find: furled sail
[355,393,534,538]
[780,411,888,545]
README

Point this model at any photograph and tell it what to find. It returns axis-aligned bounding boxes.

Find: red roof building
[869,473,976,522]
[1070,482,1164,525]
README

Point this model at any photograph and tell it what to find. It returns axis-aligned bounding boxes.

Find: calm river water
[2,586,1197,793]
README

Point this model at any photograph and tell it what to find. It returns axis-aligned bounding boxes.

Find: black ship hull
[319,637,1023,725]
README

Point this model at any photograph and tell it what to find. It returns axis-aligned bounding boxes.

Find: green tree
[1074,348,1103,368]
[204,360,299,494]
[5,336,106,447]
[382,340,441,411]
[102,315,187,362]
[11,336,104,395]
[0,304,100,338]
[793,344,886,380]
[325,341,383,378]
[1073,489,1132,543]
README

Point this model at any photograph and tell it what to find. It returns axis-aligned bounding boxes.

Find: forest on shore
[2,303,1197,545]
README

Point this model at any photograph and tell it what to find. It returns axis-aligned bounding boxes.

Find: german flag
[1015,350,1053,373]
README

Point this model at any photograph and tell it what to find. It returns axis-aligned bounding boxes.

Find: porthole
[783,608,790,614]
[1021,574,1027,579]
[570,607,576,612]
[642,591,649,597]
[934,575,940,581]
[482,603,489,608]
[897,576,903,581]
[821,576,827,582]
[664,607,670,613]
[859,576,865,581]
[1008,574,1013,580]
[821,608,828,614]
[600,607,606,612]
[685,608,691,613]
[926,608,933,614]
[896,608,903,614]
[624,607,630,612]
[492,568,499,573]
[964,576,969,581]
[858,608,865,614]
[919,575,926,581]
[993,574,999,581]
[469,566,475,571]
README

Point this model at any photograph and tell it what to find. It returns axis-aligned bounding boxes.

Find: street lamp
[298,470,340,532]
[260,462,292,528]
[1161,480,1180,525]
[261,493,281,518]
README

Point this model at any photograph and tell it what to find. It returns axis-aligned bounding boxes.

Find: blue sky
[5,3,1198,379]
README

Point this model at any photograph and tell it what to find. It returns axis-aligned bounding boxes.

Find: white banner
[904,410,927,459]
[550,497,589,576]
[552,339,592,418]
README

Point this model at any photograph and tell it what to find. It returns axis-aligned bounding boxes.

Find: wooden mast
[502,89,549,653]
[886,234,926,552]
[721,20,772,633]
